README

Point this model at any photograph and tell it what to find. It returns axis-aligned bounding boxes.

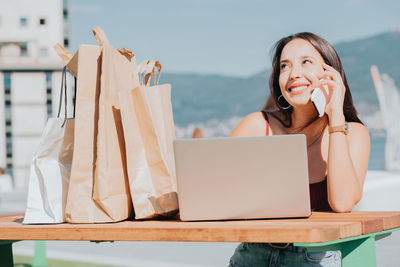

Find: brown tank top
[261,110,331,211]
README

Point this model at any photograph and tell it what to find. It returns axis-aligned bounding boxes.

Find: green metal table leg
[294,227,400,267]
[32,240,47,267]
[0,242,13,267]
[296,237,376,267]
[340,236,376,267]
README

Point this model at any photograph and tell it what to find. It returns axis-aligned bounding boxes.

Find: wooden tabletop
[0,211,399,244]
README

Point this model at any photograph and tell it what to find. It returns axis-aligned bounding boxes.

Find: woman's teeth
[289,86,307,92]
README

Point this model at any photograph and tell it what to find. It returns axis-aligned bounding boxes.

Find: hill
[161,31,400,126]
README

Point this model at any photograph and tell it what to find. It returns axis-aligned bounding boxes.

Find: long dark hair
[264,32,362,127]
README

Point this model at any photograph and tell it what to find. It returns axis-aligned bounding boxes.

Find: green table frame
[2,227,399,267]
[295,227,400,267]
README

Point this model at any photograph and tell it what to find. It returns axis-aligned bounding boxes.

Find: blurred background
[1,0,400,187]
[0,0,399,266]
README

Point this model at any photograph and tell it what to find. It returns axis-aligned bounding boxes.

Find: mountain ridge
[161,31,400,126]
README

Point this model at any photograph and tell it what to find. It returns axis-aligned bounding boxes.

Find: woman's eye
[303,59,312,64]
[280,64,288,70]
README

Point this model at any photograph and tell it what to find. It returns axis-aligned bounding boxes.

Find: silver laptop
[173,135,311,221]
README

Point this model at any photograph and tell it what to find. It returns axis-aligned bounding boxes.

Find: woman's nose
[289,64,302,80]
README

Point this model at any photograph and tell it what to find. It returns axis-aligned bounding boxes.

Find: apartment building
[0,0,73,188]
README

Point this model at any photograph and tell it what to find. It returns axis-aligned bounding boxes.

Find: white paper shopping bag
[23,118,74,224]
[23,68,75,224]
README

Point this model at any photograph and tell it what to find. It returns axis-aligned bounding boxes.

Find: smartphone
[311,80,329,117]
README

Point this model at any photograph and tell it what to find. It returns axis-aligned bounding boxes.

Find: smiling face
[279,38,326,107]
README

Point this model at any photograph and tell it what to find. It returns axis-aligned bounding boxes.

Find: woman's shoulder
[229,112,266,137]
[347,122,370,145]
[347,122,369,137]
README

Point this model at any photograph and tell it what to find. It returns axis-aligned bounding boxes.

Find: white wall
[13,167,31,188]
[11,72,46,104]
[13,136,42,168]
[11,73,47,138]
[13,105,47,135]
[0,0,64,61]
[11,72,48,188]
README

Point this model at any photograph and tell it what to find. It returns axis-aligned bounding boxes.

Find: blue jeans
[229,243,341,267]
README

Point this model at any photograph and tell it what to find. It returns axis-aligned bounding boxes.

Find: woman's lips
[287,85,310,95]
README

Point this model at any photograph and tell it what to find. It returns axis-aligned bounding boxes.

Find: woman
[228,32,370,266]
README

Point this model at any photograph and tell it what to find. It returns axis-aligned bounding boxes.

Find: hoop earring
[277,95,291,110]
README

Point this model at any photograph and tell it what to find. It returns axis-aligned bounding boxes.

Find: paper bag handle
[138,60,162,86]
[92,26,110,46]
[144,61,162,86]
[53,43,72,63]
[57,66,76,127]
[118,48,135,59]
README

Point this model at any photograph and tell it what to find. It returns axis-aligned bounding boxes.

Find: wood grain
[0,217,359,243]
[349,211,400,230]
[0,212,398,243]
[309,212,384,234]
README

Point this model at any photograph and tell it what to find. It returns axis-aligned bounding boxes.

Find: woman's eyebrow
[280,56,316,64]
[301,55,316,60]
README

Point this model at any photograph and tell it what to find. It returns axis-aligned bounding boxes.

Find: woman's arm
[318,63,370,212]
[229,112,266,137]
[327,120,370,212]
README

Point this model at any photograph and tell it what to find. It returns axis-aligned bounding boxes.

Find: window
[4,73,11,125]
[46,72,52,116]
[5,109,11,121]
[20,43,28,56]
[4,72,12,170]
[4,72,11,111]
[4,72,10,88]
[47,105,52,116]
[46,72,52,88]
[20,17,27,27]
[39,18,46,25]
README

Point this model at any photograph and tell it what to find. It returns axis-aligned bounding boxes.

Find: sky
[69,0,400,77]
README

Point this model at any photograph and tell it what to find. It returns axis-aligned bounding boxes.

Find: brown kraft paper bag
[121,60,178,219]
[91,27,134,219]
[54,28,132,223]
[56,44,112,223]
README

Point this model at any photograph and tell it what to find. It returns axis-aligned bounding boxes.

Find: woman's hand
[306,63,346,125]
[318,63,346,125]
